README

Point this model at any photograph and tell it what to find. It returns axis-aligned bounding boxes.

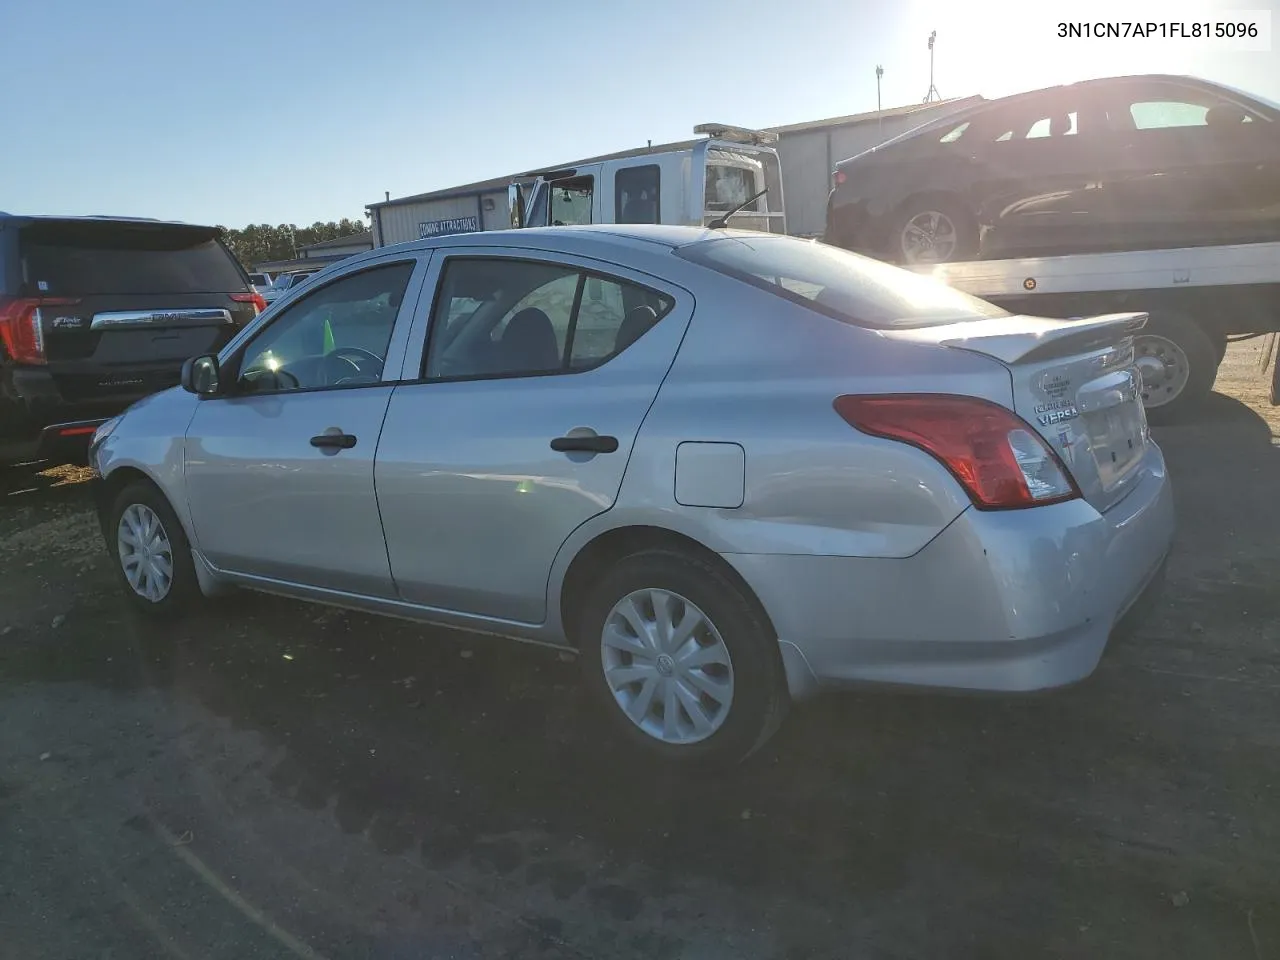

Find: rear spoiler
[884,312,1149,365]
[938,313,1148,364]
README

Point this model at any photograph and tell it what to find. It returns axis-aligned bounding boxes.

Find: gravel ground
[2,343,1279,960]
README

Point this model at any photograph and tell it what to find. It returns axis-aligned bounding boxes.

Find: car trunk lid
[883,312,1151,514]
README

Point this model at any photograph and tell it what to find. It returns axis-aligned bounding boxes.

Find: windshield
[675,233,1009,328]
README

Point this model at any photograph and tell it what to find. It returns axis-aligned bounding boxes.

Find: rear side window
[675,235,1009,330]
[21,227,245,295]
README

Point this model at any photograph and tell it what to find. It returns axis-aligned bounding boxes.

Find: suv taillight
[231,291,267,317]
[0,296,80,365]
[834,394,1080,510]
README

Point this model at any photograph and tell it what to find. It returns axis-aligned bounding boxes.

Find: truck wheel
[1134,313,1218,425]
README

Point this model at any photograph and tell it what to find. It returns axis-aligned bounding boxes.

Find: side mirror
[508,183,525,229]
[181,354,222,396]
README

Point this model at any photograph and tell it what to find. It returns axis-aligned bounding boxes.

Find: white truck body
[510,124,786,234]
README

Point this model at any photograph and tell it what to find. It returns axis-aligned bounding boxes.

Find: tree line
[217,218,369,267]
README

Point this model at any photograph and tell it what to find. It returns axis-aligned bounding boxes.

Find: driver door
[183,256,426,596]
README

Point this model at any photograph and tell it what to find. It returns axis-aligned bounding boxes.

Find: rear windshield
[20,228,246,296]
[674,234,1010,329]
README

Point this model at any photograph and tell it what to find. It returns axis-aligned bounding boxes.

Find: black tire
[1137,313,1218,425]
[576,548,789,767]
[1212,331,1229,365]
[885,195,980,265]
[108,480,201,618]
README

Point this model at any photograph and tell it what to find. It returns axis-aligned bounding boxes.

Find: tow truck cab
[509,124,787,234]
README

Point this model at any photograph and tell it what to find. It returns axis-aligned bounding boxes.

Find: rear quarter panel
[545,266,1021,634]
[624,275,1016,555]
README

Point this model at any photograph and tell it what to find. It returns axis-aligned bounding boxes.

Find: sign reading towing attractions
[419,217,480,239]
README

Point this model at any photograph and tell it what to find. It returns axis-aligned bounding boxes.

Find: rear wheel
[109,481,201,618]
[1135,313,1218,425]
[887,196,979,265]
[577,549,788,766]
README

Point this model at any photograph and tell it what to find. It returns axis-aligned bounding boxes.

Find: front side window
[423,257,674,380]
[675,235,1008,330]
[1127,95,1258,130]
[550,176,594,226]
[237,261,414,393]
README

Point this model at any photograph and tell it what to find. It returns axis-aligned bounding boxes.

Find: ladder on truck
[909,241,1280,422]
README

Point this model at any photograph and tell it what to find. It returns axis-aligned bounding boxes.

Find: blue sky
[2,0,1277,229]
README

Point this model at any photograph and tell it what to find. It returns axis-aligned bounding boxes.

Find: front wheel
[577,549,788,766]
[108,481,201,617]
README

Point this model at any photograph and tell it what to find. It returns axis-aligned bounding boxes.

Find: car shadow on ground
[3,383,1279,957]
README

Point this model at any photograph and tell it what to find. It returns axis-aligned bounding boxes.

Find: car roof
[0,213,220,231]
[835,73,1273,167]
[296,223,789,289]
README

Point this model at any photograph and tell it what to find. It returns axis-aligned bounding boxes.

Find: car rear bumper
[823,194,879,254]
[0,364,160,463]
[726,444,1175,701]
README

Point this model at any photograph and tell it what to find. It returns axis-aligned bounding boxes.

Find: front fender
[94,389,200,546]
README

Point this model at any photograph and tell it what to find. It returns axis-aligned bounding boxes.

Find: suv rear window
[674,234,1009,329]
[19,225,246,296]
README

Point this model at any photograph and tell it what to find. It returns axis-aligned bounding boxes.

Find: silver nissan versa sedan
[88,224,1175,764]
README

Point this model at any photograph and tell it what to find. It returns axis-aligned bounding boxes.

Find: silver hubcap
[117,503,174,602]
[901,210,959,264]
[600,589,735,745]
[1134,334,1191,408]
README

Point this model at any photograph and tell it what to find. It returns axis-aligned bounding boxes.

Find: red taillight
[231,291,267,316]
[0,296,80,365]
[833,170,847,186]
[833,394,1080,510]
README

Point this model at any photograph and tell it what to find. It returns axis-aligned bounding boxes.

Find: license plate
[1089,401,1145,488]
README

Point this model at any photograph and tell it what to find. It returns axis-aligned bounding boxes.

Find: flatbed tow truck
[911,240,1280,422]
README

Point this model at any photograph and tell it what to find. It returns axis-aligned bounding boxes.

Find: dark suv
[0,215,264,465]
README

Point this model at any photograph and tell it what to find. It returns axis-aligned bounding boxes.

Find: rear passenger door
[967,91,1108,256]
[374,249,692,624]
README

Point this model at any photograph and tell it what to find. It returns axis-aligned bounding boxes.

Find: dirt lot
[2,344,1279,960]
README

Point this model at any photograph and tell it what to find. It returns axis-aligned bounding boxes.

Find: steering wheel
[322,346,385,385]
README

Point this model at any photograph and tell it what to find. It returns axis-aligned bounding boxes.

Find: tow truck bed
[908,241,1280,422]
[910,241,1280,299]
